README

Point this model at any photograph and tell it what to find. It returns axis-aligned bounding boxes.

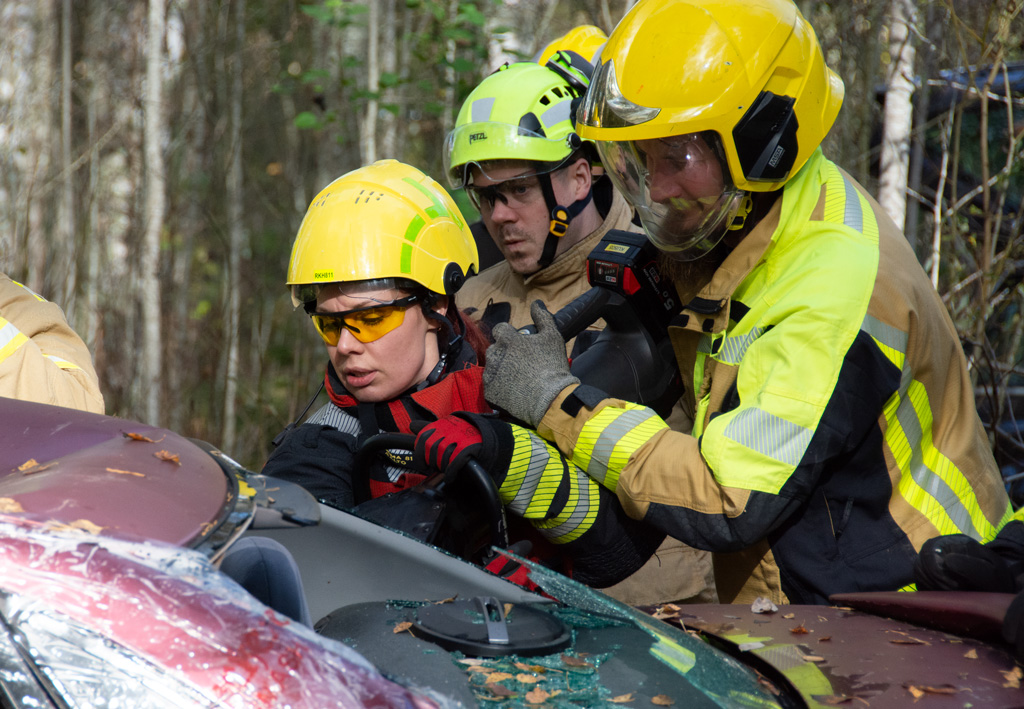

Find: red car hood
[0,397,229,546]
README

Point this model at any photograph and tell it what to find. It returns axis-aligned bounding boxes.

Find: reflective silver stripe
[862,315,907,354]
[722,407,813,467]
[894,392,980,539]
[841,173,863,232]
[509,435,550,513]
[864,314,979,537]
[471,97,495,123]
[43,354,81,370]
[541,467,592,539]
[0,321,22,350]
[307,403,361,435]
[305,403,407,481]
[540,99,572,129]
[587,408,659,484]
[718,326,767,365]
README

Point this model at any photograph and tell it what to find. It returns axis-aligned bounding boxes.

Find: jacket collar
[674,149,828,335]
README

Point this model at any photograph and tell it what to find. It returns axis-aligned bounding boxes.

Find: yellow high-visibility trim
[0,329,29,362]
[886,378,1001,542]
[870,335,904,371]
[43,355,82,371]
[576,405,668,492]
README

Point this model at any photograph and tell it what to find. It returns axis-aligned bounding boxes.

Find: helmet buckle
[549,207,570,238]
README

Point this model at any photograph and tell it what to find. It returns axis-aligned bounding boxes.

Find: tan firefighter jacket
[0,274,104,414]
[537,149,1012,605]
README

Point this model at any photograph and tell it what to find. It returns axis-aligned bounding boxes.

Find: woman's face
[315,284,446,403]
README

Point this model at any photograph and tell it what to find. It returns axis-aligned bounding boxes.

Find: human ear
[432,295,449,318]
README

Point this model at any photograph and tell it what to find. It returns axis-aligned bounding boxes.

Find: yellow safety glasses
[310,295,420,345]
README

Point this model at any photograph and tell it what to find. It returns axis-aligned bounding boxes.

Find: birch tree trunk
[877,0,917,234]
[380,0,397,159]
[168,3,204,433]
[27,0,56,293]
[142,0,166,425]
[361,0,380,164]
[221,0,246,453]
[57,0,75,310]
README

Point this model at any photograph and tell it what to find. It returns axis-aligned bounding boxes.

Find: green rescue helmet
[444,54,593,190]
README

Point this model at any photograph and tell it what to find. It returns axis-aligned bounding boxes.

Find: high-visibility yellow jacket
[0,274,104,414]
[538,149,1013,605]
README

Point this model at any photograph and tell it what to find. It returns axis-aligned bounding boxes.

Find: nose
[487,196,517,223]
[333,325,363,355]
[647,160,684,204]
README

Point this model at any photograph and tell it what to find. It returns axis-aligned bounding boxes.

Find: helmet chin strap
[536,172,593,271]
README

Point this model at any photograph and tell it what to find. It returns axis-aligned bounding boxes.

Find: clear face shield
[596,132,746,261]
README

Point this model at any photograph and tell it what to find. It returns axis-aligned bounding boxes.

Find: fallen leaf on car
[392,621,412,634]
[783,612,795,619]
[107,467,145,477]
[751,597,778,613]
[610,693,634,703]
[123,432,164,443]
[790,624,810,634]
[485,672,513,683]
[514,662,547,673]
[1002,666,1022,688]
[819,636,832,642]
[19,460,55,474]
[906,684,957,698]
[504,603,513,617]
[561,654,592,668]
[963,649,977,659]
[802,654,826,663]
[652,694,674,706]
[457,658,486,666]
[434,595,457,604]
[48,519,104,534]
[516,674,540,684]
[525,687,549,704]
[0,498,24,513]
[154,450,181,465]
[485,683,515,697]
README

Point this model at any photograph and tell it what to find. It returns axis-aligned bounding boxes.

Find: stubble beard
[656,240,730,302]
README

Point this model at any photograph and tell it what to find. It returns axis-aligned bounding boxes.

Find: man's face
[468,162,578,275]
[635,134,726,234]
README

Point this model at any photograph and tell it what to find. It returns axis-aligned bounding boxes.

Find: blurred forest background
[0,0,1022,472]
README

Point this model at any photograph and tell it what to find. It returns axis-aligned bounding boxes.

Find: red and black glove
[412,414,486,478]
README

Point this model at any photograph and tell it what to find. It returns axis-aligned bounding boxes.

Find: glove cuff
[527,373,580,429]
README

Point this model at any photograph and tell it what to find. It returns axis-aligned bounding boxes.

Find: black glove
[483,300,579,428]
[914,533,1016,593]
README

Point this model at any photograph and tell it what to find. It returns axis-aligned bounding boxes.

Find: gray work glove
[483,300,580,428]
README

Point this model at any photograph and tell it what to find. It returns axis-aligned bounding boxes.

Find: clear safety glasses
[465,175,544,213]
[310,295,420,345]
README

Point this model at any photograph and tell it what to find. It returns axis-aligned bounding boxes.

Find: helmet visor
[596,132,745,261]
[443,122,574,189]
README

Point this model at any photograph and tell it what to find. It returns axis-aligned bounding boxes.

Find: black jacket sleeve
[262,424,360,509]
